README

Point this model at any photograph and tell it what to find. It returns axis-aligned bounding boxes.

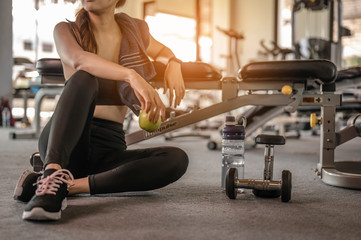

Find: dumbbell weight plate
[281,170,292,202]
[226,168,238,199]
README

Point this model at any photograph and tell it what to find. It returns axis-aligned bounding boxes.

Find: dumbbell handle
[235,179,281,191]
[264,146,274,180]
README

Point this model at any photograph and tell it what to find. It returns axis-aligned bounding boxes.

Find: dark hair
[71,0,127,53]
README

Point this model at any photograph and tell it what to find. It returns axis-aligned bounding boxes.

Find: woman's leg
[23,71,100,220]
[86,147,189,194]
[69,177,90,195]
[38,70,99,171]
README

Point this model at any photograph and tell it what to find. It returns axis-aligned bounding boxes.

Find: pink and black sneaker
[22,169,74,221]
[13,170,42,202]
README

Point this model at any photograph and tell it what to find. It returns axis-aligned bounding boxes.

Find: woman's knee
[167,147,189,179]
[66,70,99,96]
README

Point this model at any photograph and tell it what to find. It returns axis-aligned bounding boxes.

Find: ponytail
[72,8,97,53]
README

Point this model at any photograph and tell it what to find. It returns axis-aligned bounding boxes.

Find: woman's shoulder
[54,21,82,46]
[53,21,73,37]
[54,21,75,33]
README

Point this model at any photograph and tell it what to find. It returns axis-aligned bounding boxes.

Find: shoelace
[34,169,74,196]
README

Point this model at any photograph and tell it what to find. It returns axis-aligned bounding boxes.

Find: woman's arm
[54,22,132,82]
[53,22,165,121]
[147,35,185,107]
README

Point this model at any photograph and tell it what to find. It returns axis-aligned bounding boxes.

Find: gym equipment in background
[292,0,351,69]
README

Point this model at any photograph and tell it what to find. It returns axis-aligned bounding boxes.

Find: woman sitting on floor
[14,0,188,221]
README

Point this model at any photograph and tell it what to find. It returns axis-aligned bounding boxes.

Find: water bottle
[221,115,246,190]
[2,107,10,127]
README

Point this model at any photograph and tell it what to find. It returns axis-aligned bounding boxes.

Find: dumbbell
[225,134,292,202]
[29,152,43,172]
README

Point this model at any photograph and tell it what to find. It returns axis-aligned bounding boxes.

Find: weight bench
[24,58,361,190]
[10,58,65,139]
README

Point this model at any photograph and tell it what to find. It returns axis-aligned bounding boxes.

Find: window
[23,40,33,51]
[42,43,53,52]
[145,12,197,62]
[144,0,212,63]
[277,0,293,49]
[342,0,361,68]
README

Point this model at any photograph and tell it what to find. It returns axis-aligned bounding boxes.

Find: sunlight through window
[145,13,197,62]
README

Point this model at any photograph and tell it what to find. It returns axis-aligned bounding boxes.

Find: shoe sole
[13,170,36,201]
[22,198,67,221]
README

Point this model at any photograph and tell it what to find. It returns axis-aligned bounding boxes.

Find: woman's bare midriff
[93,105,128,123]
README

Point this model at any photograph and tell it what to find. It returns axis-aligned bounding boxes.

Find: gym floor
[1,126,360,240]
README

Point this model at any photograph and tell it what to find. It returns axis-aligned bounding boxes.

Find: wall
[231,0,275,65]
[121,0,144,18]
[211,0,232,71]
[0,0,13,100]
[157,0,196,18]
[122,0,196,19]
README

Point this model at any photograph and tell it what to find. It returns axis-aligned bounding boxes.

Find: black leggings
[38,70,189,194]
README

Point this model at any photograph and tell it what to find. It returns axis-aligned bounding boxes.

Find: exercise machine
[216,26,244,76]
[292,0,351,69]
[259,40,294,60]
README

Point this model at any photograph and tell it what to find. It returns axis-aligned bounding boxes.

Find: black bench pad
[35,58,223,83]
[36,58,64,76]
[36,58,339,85]
[255,134,286,145]
[151,61,222,82]
[240,59,337,84]
[36,58,65,84]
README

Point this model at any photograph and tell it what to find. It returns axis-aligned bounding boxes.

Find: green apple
[138,110,162,132]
